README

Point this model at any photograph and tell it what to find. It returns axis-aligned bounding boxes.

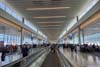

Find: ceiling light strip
[37,21,64,23]
[33,16,66,19]
[41,25,61,27]
[26,7,70,10]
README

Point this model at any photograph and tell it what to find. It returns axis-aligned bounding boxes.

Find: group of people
[0,44,30,61]
[80,44,100,52]
[0,45,18,61]
[61,43,100,52]
[0,43,51,62]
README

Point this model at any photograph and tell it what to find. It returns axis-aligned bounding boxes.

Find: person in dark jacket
[0,45,7,61]
[21,44,29,57]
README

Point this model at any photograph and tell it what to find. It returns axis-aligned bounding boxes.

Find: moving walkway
[41,51,61,67]
[1,47,73,67]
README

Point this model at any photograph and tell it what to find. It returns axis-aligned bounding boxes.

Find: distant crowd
[59,43,100,52]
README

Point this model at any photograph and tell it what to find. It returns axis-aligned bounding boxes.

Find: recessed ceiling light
[33,16,66,19]
[26,6,70,10]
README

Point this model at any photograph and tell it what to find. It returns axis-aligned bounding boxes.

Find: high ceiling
[6,0,90,40]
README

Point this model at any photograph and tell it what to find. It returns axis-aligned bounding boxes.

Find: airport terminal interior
[0,0,100,67]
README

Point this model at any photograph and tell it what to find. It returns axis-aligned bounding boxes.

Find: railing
[28,48,50,67]
[56,49,74,67]
[1,47,49,67]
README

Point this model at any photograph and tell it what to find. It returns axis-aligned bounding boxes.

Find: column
[76,16,81,45]
[80,29,85,45]
[78,27,81,45]
[36,28,39,45]
[20,17,24,45]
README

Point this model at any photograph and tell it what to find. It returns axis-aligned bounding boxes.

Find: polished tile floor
[59,47,100,67]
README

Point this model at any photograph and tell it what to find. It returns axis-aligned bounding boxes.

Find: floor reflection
[0,53,22,66]
[59,47,100,67]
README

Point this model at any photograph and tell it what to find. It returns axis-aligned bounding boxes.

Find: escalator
[41,51,61,67]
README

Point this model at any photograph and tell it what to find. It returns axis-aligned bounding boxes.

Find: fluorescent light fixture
[40,25,61,27]
[59,30,66,39]
[58,18,77,39]
[58,0,99,39]
[37,21,63,23]
[78,0,99,20]
[33,16,66,19]
[38,31,47,39]
[26,6,70,10]
[0,0,47,39]
[24,20,47,39]
[67,18,77,31]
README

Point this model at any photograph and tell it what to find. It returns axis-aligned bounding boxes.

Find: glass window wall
[22,29,32,44]
[0,21,21,46]
[83,19,100,46]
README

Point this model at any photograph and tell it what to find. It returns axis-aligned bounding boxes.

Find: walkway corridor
[41,51,61,67]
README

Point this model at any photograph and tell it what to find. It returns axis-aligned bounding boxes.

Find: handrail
[56,49,74,67]
[28,48,50,67]
[22,48,47,67]
[1,47,48,67]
